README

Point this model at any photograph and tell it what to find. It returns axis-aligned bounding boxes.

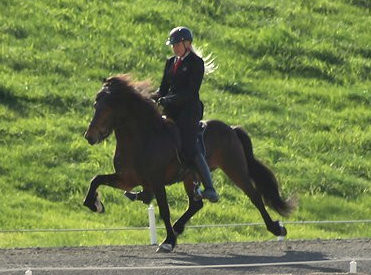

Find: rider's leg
[193,152,219,202]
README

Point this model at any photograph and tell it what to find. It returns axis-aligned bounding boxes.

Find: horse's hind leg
[219,140,285,236]
[173,178,204,237]
[241,178,286,236]
[83,173,119,213]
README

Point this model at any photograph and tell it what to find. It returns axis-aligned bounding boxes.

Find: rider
[152,26,219,202]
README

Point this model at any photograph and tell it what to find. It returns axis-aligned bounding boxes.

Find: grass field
[0,0,370,248]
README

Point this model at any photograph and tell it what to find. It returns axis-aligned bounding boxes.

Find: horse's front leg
[83,173,119,213]
[153,184,176,253]
[173,178,204,237]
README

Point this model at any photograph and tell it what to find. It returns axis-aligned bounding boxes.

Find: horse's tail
[233,126,295,217]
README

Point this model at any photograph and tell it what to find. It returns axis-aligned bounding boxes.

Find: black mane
[103,74,164,129]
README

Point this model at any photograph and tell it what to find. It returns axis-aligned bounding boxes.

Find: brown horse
[83,74,295,252]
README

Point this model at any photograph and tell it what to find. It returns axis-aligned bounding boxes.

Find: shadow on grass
[0,85,29,116]
[212,80,263,97]
[351,0,370,9]
[0,84,90,117]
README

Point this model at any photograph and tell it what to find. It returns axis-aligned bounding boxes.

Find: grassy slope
[0,0,370,247]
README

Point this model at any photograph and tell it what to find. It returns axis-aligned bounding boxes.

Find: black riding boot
[193,153,219,203]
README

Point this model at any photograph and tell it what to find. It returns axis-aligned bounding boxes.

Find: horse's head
[85,74,163,145]
[84,82,117,145]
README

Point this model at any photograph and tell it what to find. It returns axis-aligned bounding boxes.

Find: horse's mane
[103,74,164,129]
[104,73,153,98]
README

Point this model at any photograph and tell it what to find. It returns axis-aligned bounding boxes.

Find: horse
[83,74,295,253]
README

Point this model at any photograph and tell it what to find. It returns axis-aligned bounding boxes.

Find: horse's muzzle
[84,131,97,145]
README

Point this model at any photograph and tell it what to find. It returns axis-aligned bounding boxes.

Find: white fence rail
[1,205,370,245]
[1,219,370,233]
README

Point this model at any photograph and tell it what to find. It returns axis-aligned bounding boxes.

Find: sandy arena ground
[0,239,370,274]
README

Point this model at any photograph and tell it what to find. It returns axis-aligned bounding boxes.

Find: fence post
[148,204,157,245]
[349,260,357,273]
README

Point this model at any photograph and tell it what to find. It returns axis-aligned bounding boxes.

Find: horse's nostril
[87,137,95,145]
[84,132,95,145]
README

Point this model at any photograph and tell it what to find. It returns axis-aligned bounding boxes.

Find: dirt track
[0,239,370,274]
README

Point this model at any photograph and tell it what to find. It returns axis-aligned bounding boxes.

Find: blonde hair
[190,45,218,75]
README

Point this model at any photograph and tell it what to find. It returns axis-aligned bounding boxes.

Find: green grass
[0,0,370,248]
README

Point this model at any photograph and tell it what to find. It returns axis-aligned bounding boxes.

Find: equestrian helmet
[166,26,193,45]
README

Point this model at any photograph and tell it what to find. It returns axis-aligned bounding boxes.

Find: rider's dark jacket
[153,51,205,162]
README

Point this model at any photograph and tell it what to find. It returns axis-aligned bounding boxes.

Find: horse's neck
[113,102,169,163]
[115,124,146,147]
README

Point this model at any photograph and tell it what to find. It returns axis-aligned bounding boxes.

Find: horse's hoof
[83,200,97,212]
[156,243,173,253]
[124,191,138,201]
[279,225,287,236]
[95,200,105,213]
[271,221,287,236]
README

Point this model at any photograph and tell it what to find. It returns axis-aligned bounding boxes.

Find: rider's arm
[159,56,204,107]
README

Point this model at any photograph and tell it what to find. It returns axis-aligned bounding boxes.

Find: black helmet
[166,26,193,45]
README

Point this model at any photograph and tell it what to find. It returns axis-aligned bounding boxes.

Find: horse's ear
[102,77,107,83]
